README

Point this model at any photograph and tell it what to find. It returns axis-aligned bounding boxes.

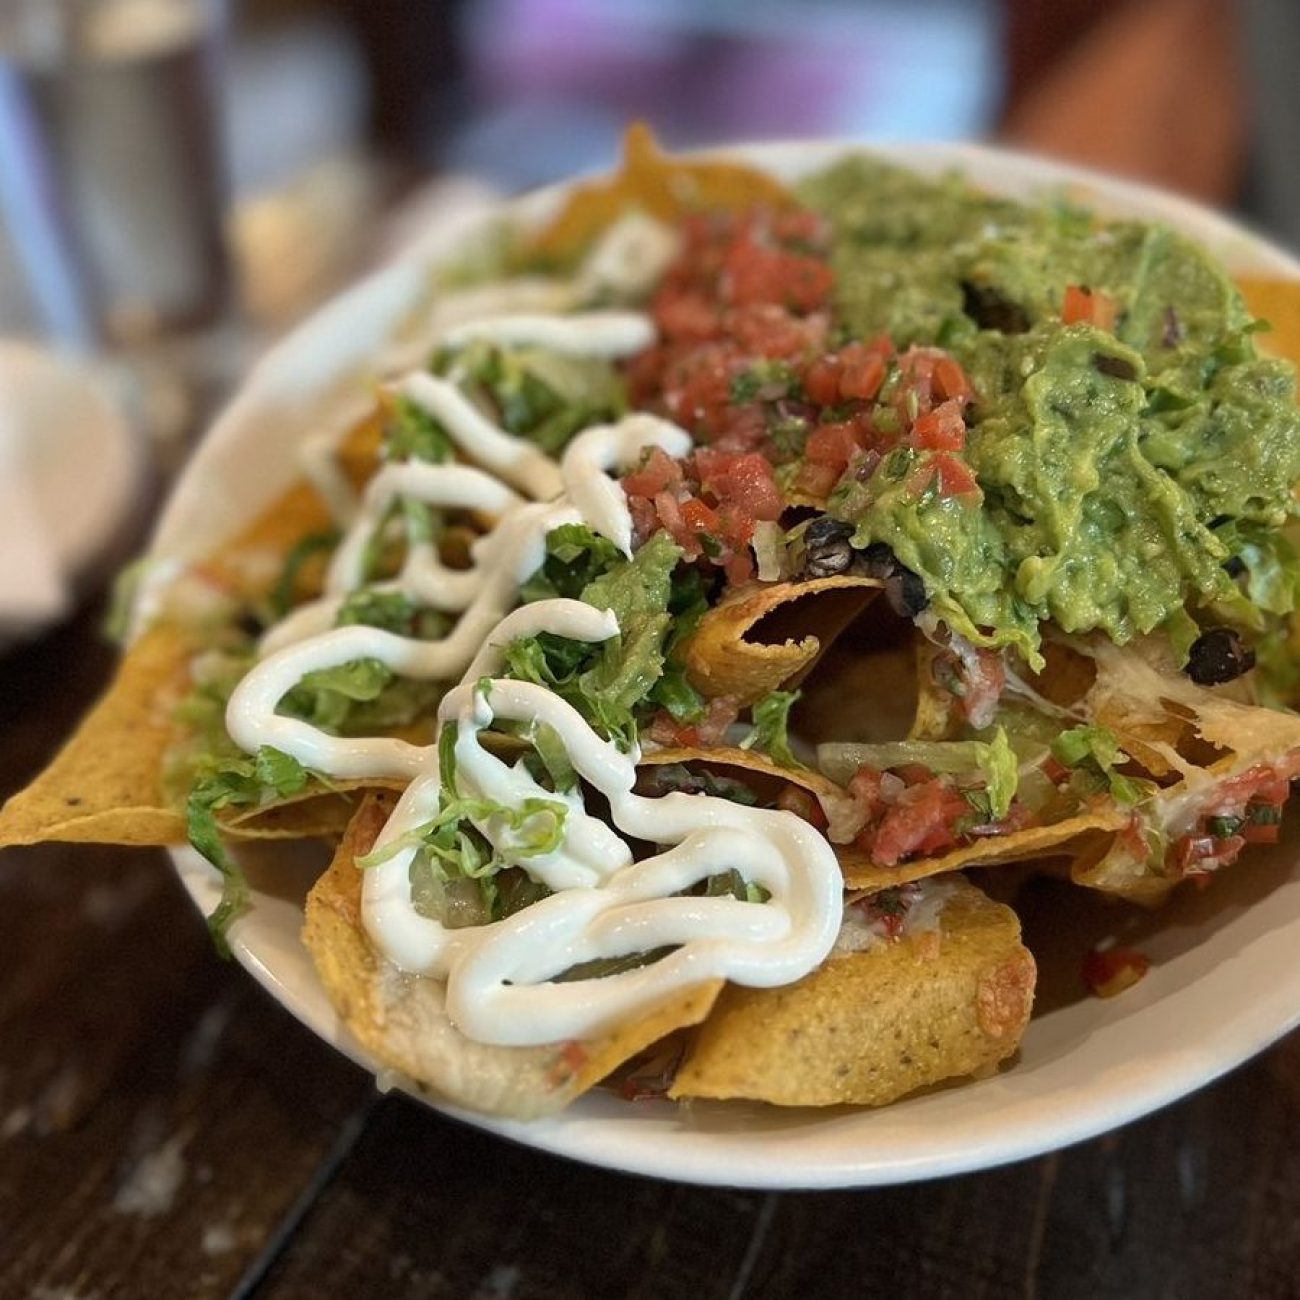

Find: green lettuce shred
[1051,724,1153,807]
[185,746,311,954]
[742,690,802,769]
[816,727,1019,819]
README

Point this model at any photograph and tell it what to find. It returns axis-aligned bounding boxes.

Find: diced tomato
[698,696,740,746]
[693,449,784,521]
[1242,821,1281,845]
[679,496,720,538]
[805,421,865,477]
[802,354,842,406]
[729,303,829,359]
[648,711,697,747]
[723,236,834,313]
[868,779,965,867]
[791,459,840,501]
[837,343,887,401]
[909,399,966,451]
[958,645,1006,729]
[777,784,829,831]
[1062,284,1118,330]
[894,763,935,787]
[933,453,981,500]
[622,446,684,499]
[1170,832,1246,877]
[655,290,722,341]
[933,356,974,404]
[547,1039,590,1086]
[723,551,752,585]
[1082,947,1150,998]
[1205,766,1291,817]
[1042,756,1070,785]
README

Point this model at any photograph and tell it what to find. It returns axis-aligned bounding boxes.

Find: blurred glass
[0,0,229,349]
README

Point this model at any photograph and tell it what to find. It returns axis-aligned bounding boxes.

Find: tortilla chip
[794,606,923,745]
[531,122,793,262]
[670,877,1035,1107]
[1070,638,1300,902]
[303,794,723,1119]
[909,637,962,741]
[837,809,1129,892]
[637,744,855,825]
[1238,277,1300,371]
[222,777,408,840]
[0,464,380,851]
[0,622,195,847]
[683,576,881,705]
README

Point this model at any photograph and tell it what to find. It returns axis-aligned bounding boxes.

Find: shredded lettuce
[505,532,686,746]
[279,654,443,735]
[270,530,340,620]
[520,523,622,603]
[185,746,311,954]
[383,394,455,463]
[335,588,450,639]
[358,719,566,928]
[817,727,1019,819]
[742,690,802,769]
[438,340,626,456]
[1051,723,1153,807]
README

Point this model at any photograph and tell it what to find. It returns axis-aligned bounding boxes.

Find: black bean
[961,281,1030,334]
[857,542,898,579]
[803,516,855,578]
[886,567,930,617]
[1093,353,1137,382]
[1186,627,1256,685]
[1222,555,1247,578]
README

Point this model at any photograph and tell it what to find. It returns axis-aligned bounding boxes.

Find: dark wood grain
[3,606,1300,1300]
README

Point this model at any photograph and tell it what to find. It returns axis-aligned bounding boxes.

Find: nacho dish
[10,128,1300,1119]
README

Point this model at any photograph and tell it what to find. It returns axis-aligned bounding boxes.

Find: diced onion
[753,520,784,583]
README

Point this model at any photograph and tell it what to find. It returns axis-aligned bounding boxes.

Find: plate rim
[170,138,1300,1188]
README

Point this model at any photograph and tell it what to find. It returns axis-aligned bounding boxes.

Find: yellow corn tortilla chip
[638,745,1126,892]
[795,603,923,745]
[637,744,854,823]
[222,777,409,841]
[1069,637,1300,903]
[531,122,793,262]
[0,622,195,847]
[670,877,1035,1107]
[837,808,1129,892]
[303,794,723,1119]
[683,575,881,706]
[0,460,376,850]
[1238,277,1300,371]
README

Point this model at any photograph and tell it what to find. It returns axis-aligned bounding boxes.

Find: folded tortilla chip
[836,809,1129,892]
[683,575,881,705]
[670,877,1035,1107]
[531,122,793,262]
[0,621,194,847]
[1069,637,1300,903]
[303,793,723,1119]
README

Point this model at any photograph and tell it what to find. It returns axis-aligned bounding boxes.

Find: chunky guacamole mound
[800,158,1300,662]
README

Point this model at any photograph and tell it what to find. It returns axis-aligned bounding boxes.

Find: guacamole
[800,158,1300,664]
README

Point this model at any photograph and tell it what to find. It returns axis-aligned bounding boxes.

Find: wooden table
[3,604,1300,1300]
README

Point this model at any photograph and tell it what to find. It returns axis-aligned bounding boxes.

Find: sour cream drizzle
[296,213,682,524]
[222,234,843,1046]
[359,612,843,1046]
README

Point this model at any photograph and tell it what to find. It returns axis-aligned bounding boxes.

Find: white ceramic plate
[167,142,1300,1188]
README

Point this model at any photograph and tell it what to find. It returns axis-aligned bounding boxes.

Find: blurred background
[0,0,1272,629]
